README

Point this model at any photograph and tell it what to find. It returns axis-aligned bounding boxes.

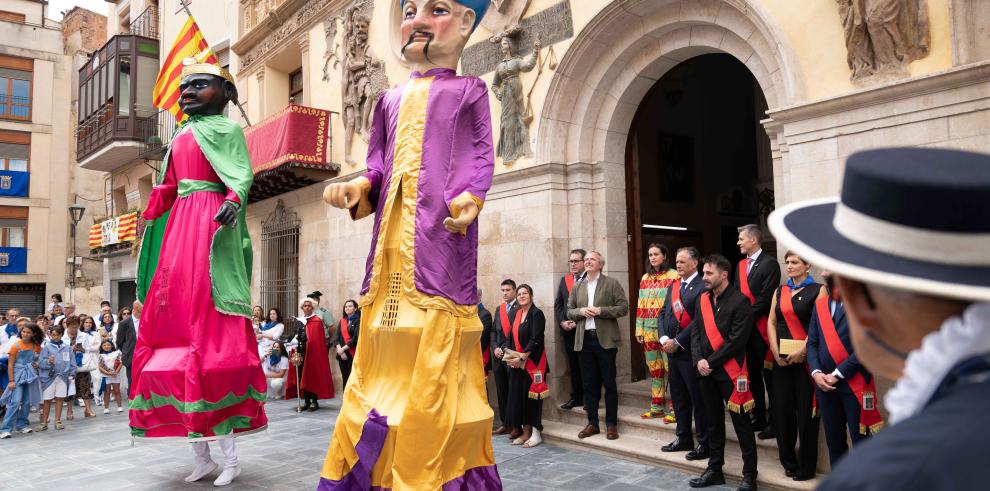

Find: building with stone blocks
[0,0,102,316]
[156,0,990,485]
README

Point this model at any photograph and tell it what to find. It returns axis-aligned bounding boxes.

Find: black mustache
[401,31,435,64]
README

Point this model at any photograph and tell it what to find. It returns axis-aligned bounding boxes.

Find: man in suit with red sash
[735,224,780,440]
[492,279,518,436]
[555,248,587,410]
[690,255,758,491]
[807,272,882,466]
[659,246,709,460]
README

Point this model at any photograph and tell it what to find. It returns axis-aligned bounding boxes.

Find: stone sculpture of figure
[836,0,930,83]
[319,0,501,489]
[491,28,539,164]
[339,5,387,166]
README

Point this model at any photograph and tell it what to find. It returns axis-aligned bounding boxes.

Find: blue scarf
[4,323,17,338]
[347,312,360,325]
[786,276,817,290]
[269,350,282,367]
[260,320,279,331]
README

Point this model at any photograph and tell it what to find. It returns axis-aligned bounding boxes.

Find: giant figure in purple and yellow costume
[318,1,501,489]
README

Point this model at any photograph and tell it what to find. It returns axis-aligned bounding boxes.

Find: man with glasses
[555,248,587,410]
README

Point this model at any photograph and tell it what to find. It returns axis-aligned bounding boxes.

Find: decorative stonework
[461,0,573,76]
[239,0,335,69]
[837,0,930,84]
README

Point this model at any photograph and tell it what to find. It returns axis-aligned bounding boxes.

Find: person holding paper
[766,252,822,481]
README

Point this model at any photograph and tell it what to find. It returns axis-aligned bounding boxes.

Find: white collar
[301,313,318,320]
[884,302,990,424]
[748,249,763,262]
[683,272,699,284]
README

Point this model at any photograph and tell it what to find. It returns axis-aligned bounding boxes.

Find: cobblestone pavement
[0,398,733,490]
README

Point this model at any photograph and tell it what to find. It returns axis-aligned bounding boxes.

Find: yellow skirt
[317,250,500,490]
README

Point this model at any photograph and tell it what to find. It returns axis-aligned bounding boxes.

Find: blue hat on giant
[768,147,990,302]
[400,0,489,32]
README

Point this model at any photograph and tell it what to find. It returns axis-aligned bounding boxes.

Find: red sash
[815,296,884,434]
[739,259,772,369]
[499,303,512,337]
[339,318,355,357]
[780,285,817,415]
[670,282,692,329]
[564,274,575,295]
[511,309,549,399]
[700,292,755,413]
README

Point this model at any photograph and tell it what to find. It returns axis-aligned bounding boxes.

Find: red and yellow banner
[244,104,332,174]
[153,15,217,123]
[89,212,139,251]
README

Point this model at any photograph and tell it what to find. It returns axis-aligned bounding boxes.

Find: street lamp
[69,203,86,300]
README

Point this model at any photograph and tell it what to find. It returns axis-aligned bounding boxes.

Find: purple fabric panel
[362,464,503,491]
[359,86,403,296]
[414,70,493,305]
[316,409,390,491]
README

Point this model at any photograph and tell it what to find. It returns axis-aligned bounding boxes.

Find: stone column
[297,34,310,106]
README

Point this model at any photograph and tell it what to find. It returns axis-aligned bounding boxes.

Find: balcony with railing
[136,109,177,161]
[75,34,161,171]
[129,6,160,40]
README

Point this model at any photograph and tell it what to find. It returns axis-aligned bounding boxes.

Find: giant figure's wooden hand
[323,180,362,209]
[443,200,479,236]
[213,200,239,228]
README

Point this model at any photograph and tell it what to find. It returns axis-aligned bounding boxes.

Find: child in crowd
[37,325,76,431]
[0,323,44,439]
[98,340,124,414]
[263,341,290,399]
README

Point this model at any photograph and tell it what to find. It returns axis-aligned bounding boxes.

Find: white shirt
[263,356,289,375]
[132,316,140,338]
[0,324,9,345]
[660,272,700,346]
[747,249,763,274]
[585,274,599,331]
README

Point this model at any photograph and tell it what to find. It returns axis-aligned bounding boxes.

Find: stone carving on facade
[836,0,930,84]
[325,0,388,165]
[491,26,542,164]
[240,0,333,69]
[480,0,530,34]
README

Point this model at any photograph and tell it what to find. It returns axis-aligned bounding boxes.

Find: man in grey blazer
[567,250,629,440]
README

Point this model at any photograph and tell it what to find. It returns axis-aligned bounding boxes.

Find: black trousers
[493,356,511,425]
[699,374,758,475]
[772,363,820,476]
[561,329,584,402]
[817,384,866,467]
[505,367,544,430]
[579,331,618,427]
[747,332,774,429]
[669,351,708,446]
[338,357,353,389]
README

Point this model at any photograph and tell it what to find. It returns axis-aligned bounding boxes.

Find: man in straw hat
[319,0,500,489]
[131,55,264,487]
[767,147,990,490]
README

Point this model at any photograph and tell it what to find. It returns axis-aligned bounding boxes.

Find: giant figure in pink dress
[130,59,266,487]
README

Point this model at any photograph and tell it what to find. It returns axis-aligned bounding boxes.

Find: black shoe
[784,468,797,478]
[661,438,693,452]
[559,399,580,410]
[756,425,775,440]
[689,468,725,488]
[685,444,710,461]
[737,474,757,491]
[308,402,320,412]
[298,402,312,412]
[792,472,814,482]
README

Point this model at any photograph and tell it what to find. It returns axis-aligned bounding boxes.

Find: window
[0,130,29,172]
[113,186,128,215]
[118,56,131,116]
[0,206,28,248]
[289,68,303,104]
[0,55,32,121]
[260,201,300,325]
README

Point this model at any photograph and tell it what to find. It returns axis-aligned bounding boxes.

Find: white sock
[184,442,218,482]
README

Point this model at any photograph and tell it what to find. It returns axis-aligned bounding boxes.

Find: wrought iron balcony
[129,6,160,40]
[136,109,177,161]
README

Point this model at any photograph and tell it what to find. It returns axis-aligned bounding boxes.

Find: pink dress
[128,129,267,439]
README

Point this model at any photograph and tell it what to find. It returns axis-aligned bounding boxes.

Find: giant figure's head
[399,0,488,70]
[179,57,239,117]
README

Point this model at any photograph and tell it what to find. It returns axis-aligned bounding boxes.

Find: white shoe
[0,432,10,439]
[184,460,218,482]
[18,427,32,434]
[117,407,124,413]
[213,466,240,486]
[103,408,110,415]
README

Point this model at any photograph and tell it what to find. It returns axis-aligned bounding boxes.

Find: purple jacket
[356,68,494,306]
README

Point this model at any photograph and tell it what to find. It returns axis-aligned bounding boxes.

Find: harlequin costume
[635,268,679,418]
[316,67,500,491]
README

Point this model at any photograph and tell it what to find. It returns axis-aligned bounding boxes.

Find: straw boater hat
[768,147,990,303]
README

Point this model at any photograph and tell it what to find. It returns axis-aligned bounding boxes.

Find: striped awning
[89,212,139,251]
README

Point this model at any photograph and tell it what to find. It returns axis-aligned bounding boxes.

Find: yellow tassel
[764,360,773,370]
[528,391,548,400]
[727,402,741,414]
[812,407,818,418]
[741,399,755,413]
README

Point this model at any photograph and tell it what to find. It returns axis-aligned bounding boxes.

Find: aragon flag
[152,15,218,122]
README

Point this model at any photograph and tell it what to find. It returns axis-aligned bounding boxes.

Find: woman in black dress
[503,284,547,448]
[767,252,823,481]
[332,299,360,389]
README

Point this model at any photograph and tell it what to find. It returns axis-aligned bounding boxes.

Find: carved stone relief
[239,0,334,69]
[837,0,930,84]
[324,0,388,165]
[490,26,540,164]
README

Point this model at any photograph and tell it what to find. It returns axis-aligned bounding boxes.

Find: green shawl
[136,114,254,318]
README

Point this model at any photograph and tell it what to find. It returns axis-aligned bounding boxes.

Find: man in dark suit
[806,272,875,466]
[735,224,780,439]
[554,248,586,410]
[477,289,494,375]
[116,300,141,398]
[491,279,517,436]
[690,254,757,490]
[659,246,708,461]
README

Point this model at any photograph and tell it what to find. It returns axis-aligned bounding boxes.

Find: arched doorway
[625,53,774,380]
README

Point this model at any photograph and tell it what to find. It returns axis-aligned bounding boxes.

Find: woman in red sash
[766,252,822,481]
[503,284,547,448]
[331,300,360,389]
[285,297,334,412]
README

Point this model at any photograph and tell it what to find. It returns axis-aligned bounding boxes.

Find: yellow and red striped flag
[153,15,217,122]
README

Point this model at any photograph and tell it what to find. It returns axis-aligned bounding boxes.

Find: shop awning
[245,104,340,203]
